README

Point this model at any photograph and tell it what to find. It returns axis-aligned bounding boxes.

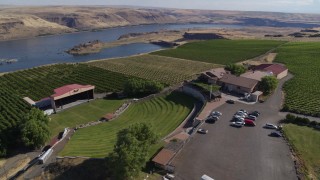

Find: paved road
[172,74,297,180]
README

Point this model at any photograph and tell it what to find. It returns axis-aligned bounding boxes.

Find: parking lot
[172,74,297,180]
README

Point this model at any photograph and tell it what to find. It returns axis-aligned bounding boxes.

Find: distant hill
[1,6,320,40]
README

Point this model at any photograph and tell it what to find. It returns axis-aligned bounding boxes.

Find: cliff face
[0,14,75,41]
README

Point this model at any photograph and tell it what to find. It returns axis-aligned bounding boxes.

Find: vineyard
[0,64,135,101]
[60,92,195,158]
[88,55,219,85]
[152,40,285,65]
[276,42,320,116]
[0,86,30,155]
[0,63,137,156]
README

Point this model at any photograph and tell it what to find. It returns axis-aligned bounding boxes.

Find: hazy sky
[1,0,320,14]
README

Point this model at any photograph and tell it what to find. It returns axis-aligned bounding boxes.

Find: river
[0,23,242,73]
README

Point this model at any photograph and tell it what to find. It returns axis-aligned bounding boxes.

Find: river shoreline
[0,22,234,42]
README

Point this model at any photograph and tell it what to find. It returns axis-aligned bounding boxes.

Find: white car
[231,121,245,127]
[246,115,257,121]
[198,128,208,134]
[233,117,244,122]
[239,109,248,114]
[211,111,222,116]
[234,114,245,119]
[201,174,215,180]
[237,111,248,116]
[264,123,278,129]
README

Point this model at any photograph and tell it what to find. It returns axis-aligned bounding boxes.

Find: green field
[276,42,320,116]
[59,92,195,158]
[283,124,320,179]
[88,55,219,85]
[152,40,285,65]
[49,99,124,138]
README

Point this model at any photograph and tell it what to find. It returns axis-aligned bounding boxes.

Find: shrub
[124,79,164,97]
[225,64,246,76]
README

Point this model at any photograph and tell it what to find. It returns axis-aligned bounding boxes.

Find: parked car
[269,131,282,137]
[236,111,248,116]
[264,123,278,129]
[198,128,208,134]
[207,116,218,123]
[201,174,215,180]
[226,99,235,104]
[246,115,257,121]
[250,111,260,117]
[165,173,175,179]
[239,109,248,114]
[231,121,245,127]
[211,111,222,116]
[244,119,256,126]
[233,117,244,122]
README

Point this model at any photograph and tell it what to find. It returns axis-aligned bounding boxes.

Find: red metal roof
[264,64,288,75]
[52,84,94,98]
[253,64,287,75]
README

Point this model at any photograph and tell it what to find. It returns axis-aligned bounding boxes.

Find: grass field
[152,40,285,65]
[49,99,124,138]
[59,92,195,158]
[276,42,320,116]
[283,124,320,179]
[88,55,219,85]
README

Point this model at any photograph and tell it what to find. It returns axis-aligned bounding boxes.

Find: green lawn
[283,124,320,179]
[152,40,285,65]
[59,92,195,158]
[276,42,320,116]
[49,99,124,138]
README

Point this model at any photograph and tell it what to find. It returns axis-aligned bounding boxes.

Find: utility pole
[209,83,213,101]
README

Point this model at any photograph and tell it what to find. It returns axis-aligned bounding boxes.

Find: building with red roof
[253,63,288,79]
[50,84,95,113]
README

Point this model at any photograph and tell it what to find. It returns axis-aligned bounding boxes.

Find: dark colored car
[250,111,260,117]
[226,99,235,104]
[269,131,282,137]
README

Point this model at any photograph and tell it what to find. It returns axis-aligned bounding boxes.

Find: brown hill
[1,6,320,40]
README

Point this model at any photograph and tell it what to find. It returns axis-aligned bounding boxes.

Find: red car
[244,119,256,126]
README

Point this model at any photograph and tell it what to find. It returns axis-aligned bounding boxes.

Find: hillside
[1,6,320,40]
[0,13,75,40]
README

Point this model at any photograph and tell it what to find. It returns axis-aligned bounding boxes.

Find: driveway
[172,74,297,180]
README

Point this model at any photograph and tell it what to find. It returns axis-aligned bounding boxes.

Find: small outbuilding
[253,63,288,79]
[152,149,176,170]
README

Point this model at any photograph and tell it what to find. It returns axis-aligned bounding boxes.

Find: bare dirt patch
[238,52,278,65]
[0,156,30,180]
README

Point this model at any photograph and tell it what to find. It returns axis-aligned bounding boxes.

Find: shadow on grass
[46,158,109,180]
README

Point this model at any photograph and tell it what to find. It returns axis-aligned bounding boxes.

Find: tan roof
[219,74,259,89]
[240,71,271,81]
[152,149,175,166]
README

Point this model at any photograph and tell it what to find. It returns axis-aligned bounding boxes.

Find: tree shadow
[46,158,110,180]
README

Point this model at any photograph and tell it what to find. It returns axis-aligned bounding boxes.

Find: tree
[225,64,246,76]
[259,76,278,95]
[21,108,50,149]
[109,123,157,179]
[124,79,164,97]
